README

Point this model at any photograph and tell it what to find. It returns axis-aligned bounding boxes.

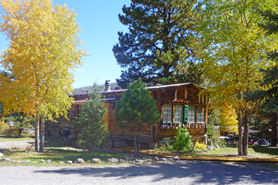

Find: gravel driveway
[0,140,33,151]
[1,161,278,185]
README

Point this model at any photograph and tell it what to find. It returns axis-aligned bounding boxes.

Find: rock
[207,145,214,151]
[10,160,17,163]
[58,161,65,164]
[107,158,118,163]
[154,156,159,161]
[22,160,31,163]
[3,158,10,162]
[91,158,101,164]
[135,159,144,163]
[46,159,52,163]
[40,159,45,163]
[66,160,73,164]
[0,152,3,157]
[161,158,167,161]
[145,159,153,163]
[119,159,125,163]
[75,158,85,163]
[122,155,129,160]
[173,156,180,161]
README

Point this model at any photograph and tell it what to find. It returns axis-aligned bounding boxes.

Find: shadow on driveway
[35,161,278,184]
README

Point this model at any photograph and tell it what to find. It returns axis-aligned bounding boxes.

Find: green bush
[75,85,109,152]
[172,127,193,152]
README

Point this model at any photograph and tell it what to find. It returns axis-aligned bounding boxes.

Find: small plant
[194,141,207,151]
[172,127,193,152]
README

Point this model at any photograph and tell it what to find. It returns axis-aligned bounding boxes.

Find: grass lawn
[0,148,129,166]
[1,136,277,166]
[194,146,278,158]
[0,135,34,142]
[0,136,134,166]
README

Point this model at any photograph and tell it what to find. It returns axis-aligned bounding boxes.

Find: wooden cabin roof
[72,82,203,104]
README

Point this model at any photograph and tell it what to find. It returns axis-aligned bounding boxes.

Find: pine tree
[75,85,109,152]
[116,78,160,156]
[113,0,202,88]
[251,7,278,146]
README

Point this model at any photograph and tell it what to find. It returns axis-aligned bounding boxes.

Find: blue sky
[0,0,130,88]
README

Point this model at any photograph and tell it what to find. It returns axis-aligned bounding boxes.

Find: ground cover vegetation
[0,0,86,152]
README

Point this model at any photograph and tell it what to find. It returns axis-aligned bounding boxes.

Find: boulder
[122,155,129,160]
[145,159,153,163]
[40,159,45,163]
[91,158,101,164]
[119,159,125,163]
[46,159,52,163]
[58,161,65,164]
[161,158,167,161]
[0,152,3,157]
[3,158,10,162]
[107,158,118,163]
[75,158,85,163]
[66,160,73,164]
[207,145,213,151]
[173,156,180,161]
[135,159,144,163]
[154,156,159,161]
[22,160,31,163]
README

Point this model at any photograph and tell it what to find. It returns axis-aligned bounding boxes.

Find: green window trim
[184,105,188,122]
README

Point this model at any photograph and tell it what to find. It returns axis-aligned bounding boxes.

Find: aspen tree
[0,0,86,151]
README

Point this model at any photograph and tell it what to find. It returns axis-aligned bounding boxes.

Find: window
[197,106,205,123]
[162,104,172,126]
[174,105,183,125]
[188,105,195,123]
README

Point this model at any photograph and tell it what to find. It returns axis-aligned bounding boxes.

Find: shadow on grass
[251,146,278,157]
[16,148,127,162]
[44,137,76,148]
[34,161,278,184]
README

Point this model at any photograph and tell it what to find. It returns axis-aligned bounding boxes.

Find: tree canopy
[113,0,203,88]
[198,0,273,155]
[0,0,86,151]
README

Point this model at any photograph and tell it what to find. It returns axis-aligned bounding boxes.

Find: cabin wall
[155,85,208,143]
[45,84,209,146]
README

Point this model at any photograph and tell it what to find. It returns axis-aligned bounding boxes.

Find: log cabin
[46,81,209,147]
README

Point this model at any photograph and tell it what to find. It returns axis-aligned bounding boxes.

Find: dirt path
[0,140,34,151]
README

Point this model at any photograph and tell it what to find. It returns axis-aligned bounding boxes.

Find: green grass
[0,136,132,166]
[175,146,278,158]
[1,136,277,167]
[0,135,34,142]
[0,147,131,166]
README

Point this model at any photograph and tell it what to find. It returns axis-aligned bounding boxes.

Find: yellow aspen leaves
[0,0,87,119]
